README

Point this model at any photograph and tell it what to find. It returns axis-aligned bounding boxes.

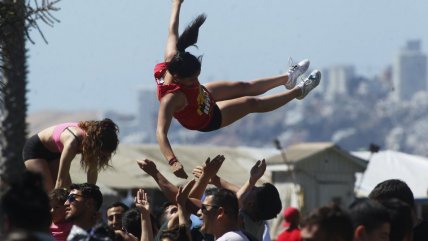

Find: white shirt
[67,225,88,241]
[217,231,250,241]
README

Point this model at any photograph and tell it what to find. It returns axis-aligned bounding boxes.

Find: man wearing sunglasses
[199,188,251,241]
[64,183,103,232]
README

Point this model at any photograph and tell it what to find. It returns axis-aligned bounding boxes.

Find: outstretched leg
[205,74,288,101]
[218,70,321,128]
[205,59,310,101]
[218,88,300,127]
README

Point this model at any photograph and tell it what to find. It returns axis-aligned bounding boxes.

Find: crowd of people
[2,154,428,241]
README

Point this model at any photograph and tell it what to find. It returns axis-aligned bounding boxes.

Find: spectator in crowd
[121,208,143,239]
[106,201,129,231]
[378,199,413,241]
[192,158,278,241]
[158,202,178,226]
[64,183,103,232]
[200,188,250,241]
[368,179,428,241]
[237,159,282,241]
[0,171,54,241]
[115,189,154,241]
[153,202,181,241]
[137,155,223,241]
[160,180,195,241]
[49,188,73,241]
[300,204,353,241]
[277,207,301,241]
[348,198,390,241]
[67,223,116,241]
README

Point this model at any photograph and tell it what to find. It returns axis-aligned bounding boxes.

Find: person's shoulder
[217,231,250,241]
[159,88,186,107]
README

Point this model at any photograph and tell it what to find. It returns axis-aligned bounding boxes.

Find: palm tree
[0,0,60,185]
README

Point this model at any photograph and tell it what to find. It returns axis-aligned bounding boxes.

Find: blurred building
[101,88,159,144]
[322,65,355,101]
[392,40,427,101]
[267,142,367,214]
[136,88,158,143]
[101,110,136,141]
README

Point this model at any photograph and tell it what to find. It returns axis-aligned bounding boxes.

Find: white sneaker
[285,58,310,89]
[296,70,321,100]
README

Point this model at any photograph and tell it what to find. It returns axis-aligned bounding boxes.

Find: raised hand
[249,159,266,184]
[202,155,225,179]
[135,188,150,215]
[192,165,221,186]
[192,165,204,179]
[114,230,138,241]
[176,179,196,207]
[137,159,158,176]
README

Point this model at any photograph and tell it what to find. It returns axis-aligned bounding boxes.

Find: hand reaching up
[192,165,203,179]
[202,154,225,179]
[176,179,195,227]
[137,159,158,176]
[192,165,220,186]
[135,188,150,215]
[249,159,266,184]
[114,230,138,241]
[176,179,196,207]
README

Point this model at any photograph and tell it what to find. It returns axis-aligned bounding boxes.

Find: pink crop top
[52,122,83,152]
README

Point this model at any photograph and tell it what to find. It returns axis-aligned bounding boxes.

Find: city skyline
[27,0,428,113]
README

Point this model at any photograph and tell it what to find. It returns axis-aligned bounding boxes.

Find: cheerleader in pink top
[23,118,119,192]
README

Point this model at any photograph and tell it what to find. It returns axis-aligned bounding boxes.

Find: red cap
[283,207,300,227]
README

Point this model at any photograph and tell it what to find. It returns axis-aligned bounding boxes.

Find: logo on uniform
[196,87,211,115]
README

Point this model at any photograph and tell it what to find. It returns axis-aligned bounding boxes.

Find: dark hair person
[155,0,321,178]
[23,118,119,191]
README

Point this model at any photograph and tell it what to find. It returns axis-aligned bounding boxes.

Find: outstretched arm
[157,95,176,163]
[164,0,183,61]
[55,138,79,189]
[135,189,154,241]
[137,159,178,203]
[192,166,240,193]
[157,93,188,178]
[236,159,266,208]
[176,180,195,226]
[189,155,225,199]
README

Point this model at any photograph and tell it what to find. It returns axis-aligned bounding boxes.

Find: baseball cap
[283,207,300,227]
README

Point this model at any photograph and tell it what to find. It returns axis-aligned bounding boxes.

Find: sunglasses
[201,203,220,213]
[66,193,85,203]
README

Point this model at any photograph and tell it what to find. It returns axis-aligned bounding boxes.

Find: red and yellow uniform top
[154,62,215,130]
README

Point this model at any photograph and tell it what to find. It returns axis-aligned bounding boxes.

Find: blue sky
[27,0,428,113]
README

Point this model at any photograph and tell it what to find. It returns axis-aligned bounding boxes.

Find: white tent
[353,150,428,198]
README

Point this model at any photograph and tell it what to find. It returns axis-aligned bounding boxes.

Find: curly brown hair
[78,118,119,171]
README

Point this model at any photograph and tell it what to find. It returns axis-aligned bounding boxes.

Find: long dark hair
[167,14,206,79]
[79,118,119,171]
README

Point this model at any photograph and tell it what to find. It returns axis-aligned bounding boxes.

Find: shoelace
[288,57,297,71]
[303,73,319,92]
[288,57,304,84]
